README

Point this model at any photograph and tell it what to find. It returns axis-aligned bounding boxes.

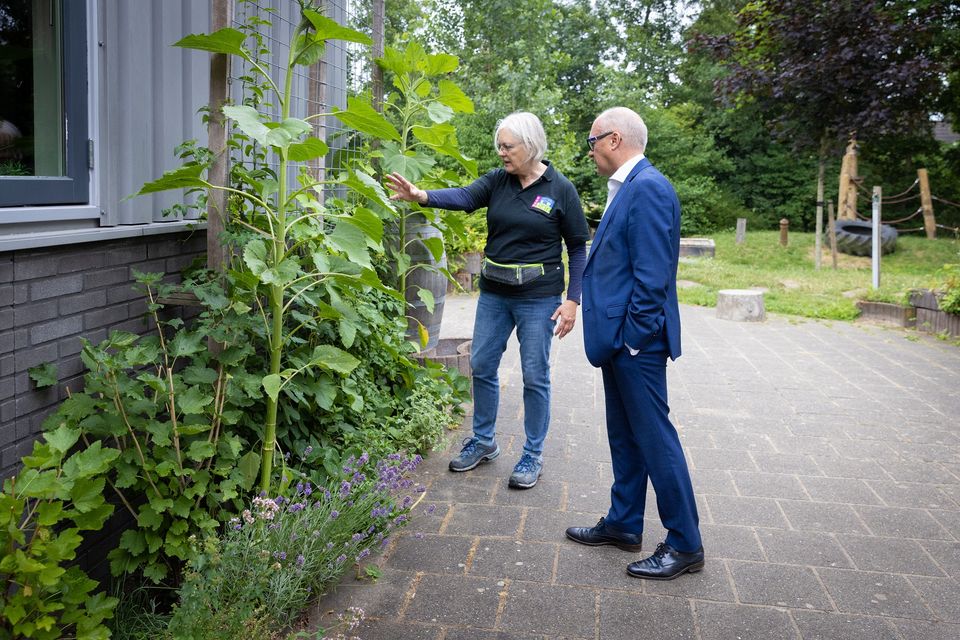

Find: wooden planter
[855,301,916,328]
[909,290,960,338]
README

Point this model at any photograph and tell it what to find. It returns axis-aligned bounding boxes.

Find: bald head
[594,107,648,154]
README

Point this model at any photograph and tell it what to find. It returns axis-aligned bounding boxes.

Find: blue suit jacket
[581,158,682,367]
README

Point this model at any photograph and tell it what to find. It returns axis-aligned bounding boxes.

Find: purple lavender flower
[351,532,364,542]
[339,481,352,498]
[274,551,287,560]
[304,445,313,456]
[356,549,370,561]
[296,554,305,567]
[289,502,305,513]
[358,452,369,466]
[336,554,347,564]
[425,504,436,515]
[330,510,340,520]
[326,542,334,550]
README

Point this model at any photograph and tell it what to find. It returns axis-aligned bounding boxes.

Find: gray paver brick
[443,504,522,538]
[386,534,475,575]
[599,592,696,640]
[500,581,596,638]
[779,500,871,535]
[402,574,502,627]
[839,534,945,576]
[705,495,790,528]
[817,567,932,618]
[730,561,833,610]
[854,505,953,540]
[469,539,555,582]
[695,601,800,640]
[790,610,900,640]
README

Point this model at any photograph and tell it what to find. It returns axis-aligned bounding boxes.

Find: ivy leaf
[169,331,205,359]
[426,101,455,124]
[136,505,163,530]
[237,451,261,491]
[333,96,401,141]
[137,164,206,195]
[174,28,246,56]
[309,345,360,376]
[182,365,218,386]
[45,424,80,456]
[243,238,269,277]
[62,442,120,480]
[70,477,106,513]
[177,386,214,415]
[28,362,58,389]
[71,502,114,531]
[262,374,282,401]
[287,137,329,161]
[437,79,473,113]
[417,286,436,314]
[186,441,216,462]
[36,501,64,527]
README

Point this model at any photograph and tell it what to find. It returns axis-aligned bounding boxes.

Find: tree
[699,0,946,231]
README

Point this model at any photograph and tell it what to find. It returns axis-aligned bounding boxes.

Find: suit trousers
[600,343,702,553]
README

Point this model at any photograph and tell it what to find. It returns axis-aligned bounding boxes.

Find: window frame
[0,0,89,208]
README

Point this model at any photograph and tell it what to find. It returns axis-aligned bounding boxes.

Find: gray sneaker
[449,437,500,472]
[508,453,542,489]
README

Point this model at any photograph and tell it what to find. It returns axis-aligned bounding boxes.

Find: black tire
[831,219,897,257]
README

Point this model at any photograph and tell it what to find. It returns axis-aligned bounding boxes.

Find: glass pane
[0,0,65,177]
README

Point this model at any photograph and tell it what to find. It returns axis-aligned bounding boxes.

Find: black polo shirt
[427,161,589,298]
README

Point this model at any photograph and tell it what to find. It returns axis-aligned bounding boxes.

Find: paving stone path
[310,294,960,640]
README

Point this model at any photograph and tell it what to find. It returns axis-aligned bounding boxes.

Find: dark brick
[14,372,31,394]
[127,298,148,318]
[84,305,129,330]
[57,356,85,379]
[0,376,12,402]
[147,239,185,259]
[30,316,83,345]
[15,387,58,417]
[15,342,59,372]
[106,283,142,305]
[60,290,107,316]
[2,444,22,471]
[0,257,12,283]
[0,308,11,330]
[14,329,29,350]
[0,413,15,446]
[0,400,13,424]
[110,317,150,335]
[0,355,12,377]
[30,275,84,301]
[58,251,106,274]
[16,417,35,438]
[84,266,130,289]
[104,244,147,266]
[164,254,199,273]
[13,283,28,304]
[129,259,167,277]
[13,300,58,326]
[0,284,12,306]
[0,332,12,355]
[14,253,58,280]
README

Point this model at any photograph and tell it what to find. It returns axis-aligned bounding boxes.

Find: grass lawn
[676,231,960,320]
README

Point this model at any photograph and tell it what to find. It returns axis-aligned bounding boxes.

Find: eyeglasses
[497,142,519,152]
[587,131,614,150]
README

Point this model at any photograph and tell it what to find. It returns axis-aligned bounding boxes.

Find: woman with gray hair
[386,111,589,490]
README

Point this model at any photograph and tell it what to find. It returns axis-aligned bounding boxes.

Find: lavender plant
[165,452,424,637]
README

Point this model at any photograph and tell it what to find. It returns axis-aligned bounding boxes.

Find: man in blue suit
[565,107,704,580]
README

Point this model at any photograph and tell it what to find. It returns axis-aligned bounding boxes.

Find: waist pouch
[481,258,547,286]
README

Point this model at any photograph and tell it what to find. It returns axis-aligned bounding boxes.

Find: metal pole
[871,186,881,289]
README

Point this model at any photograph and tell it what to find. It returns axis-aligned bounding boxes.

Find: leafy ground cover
[676,230,960,320]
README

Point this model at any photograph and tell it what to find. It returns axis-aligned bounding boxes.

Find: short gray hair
[596,107,648,153]
[494,112,548,163]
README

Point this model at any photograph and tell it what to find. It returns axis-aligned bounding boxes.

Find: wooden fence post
[918,168,936,239]
[779,218,789,246]
[207,0,232,276]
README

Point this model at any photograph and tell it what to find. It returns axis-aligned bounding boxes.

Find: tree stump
[716,289,766,322]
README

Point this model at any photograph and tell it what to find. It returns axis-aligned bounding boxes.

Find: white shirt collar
[603,153,645,214]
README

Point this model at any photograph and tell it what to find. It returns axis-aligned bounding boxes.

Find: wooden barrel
[404,215,447,350]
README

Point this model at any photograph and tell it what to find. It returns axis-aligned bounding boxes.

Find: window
[0,0,88,207]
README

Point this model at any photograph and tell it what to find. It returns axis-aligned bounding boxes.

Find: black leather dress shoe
[565,517,642,552]
[626,542,704,580]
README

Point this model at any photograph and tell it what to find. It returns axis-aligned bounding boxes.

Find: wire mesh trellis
[229,0,376,189]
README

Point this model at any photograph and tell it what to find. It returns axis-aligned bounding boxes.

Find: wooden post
[827,200,838,270]
[207,0,232,275]
[815,157,825,270]
[779,218,789,246]
[918,168,936,239]
[735,218,747,245]
[837,136,859,220]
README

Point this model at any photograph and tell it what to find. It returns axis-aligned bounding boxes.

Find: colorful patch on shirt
[530,195,555,214]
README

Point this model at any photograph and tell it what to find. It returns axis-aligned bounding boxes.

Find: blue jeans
[470,291,560,460]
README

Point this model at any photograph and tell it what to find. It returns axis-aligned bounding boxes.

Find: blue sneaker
[449,437,500,472]
[508,453,542,489]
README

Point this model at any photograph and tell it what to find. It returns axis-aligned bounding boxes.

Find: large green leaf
[287,137,329,161]
[340,170,396,213]
[243,239,270,276]
[237,451,261,491]
[137,164,206,195]
[292,33,325,67]
[376,48,407,76]
[265,118,312,148]
[381,141,435,181]
[421,235,445,262]
[411,123,456,146]
[223,105,271,146]
[262,374,282,401]
[437,79,474,113]
[333,96,401,141]
[310,345,360,376]
[345,207,384,243]
[70,477,106,513]
[425,52,459,75]
[417,286,436,314]
[329,219,373,268]
[174,28,246,56]
[186,441,216,462]
[303,10,372,45]
[426,101,455,124]
[261,256,301,286]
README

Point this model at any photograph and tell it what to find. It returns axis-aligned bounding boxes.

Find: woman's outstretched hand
[385,172,428,204]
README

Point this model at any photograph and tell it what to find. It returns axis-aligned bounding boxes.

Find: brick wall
[0,230,206,479]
